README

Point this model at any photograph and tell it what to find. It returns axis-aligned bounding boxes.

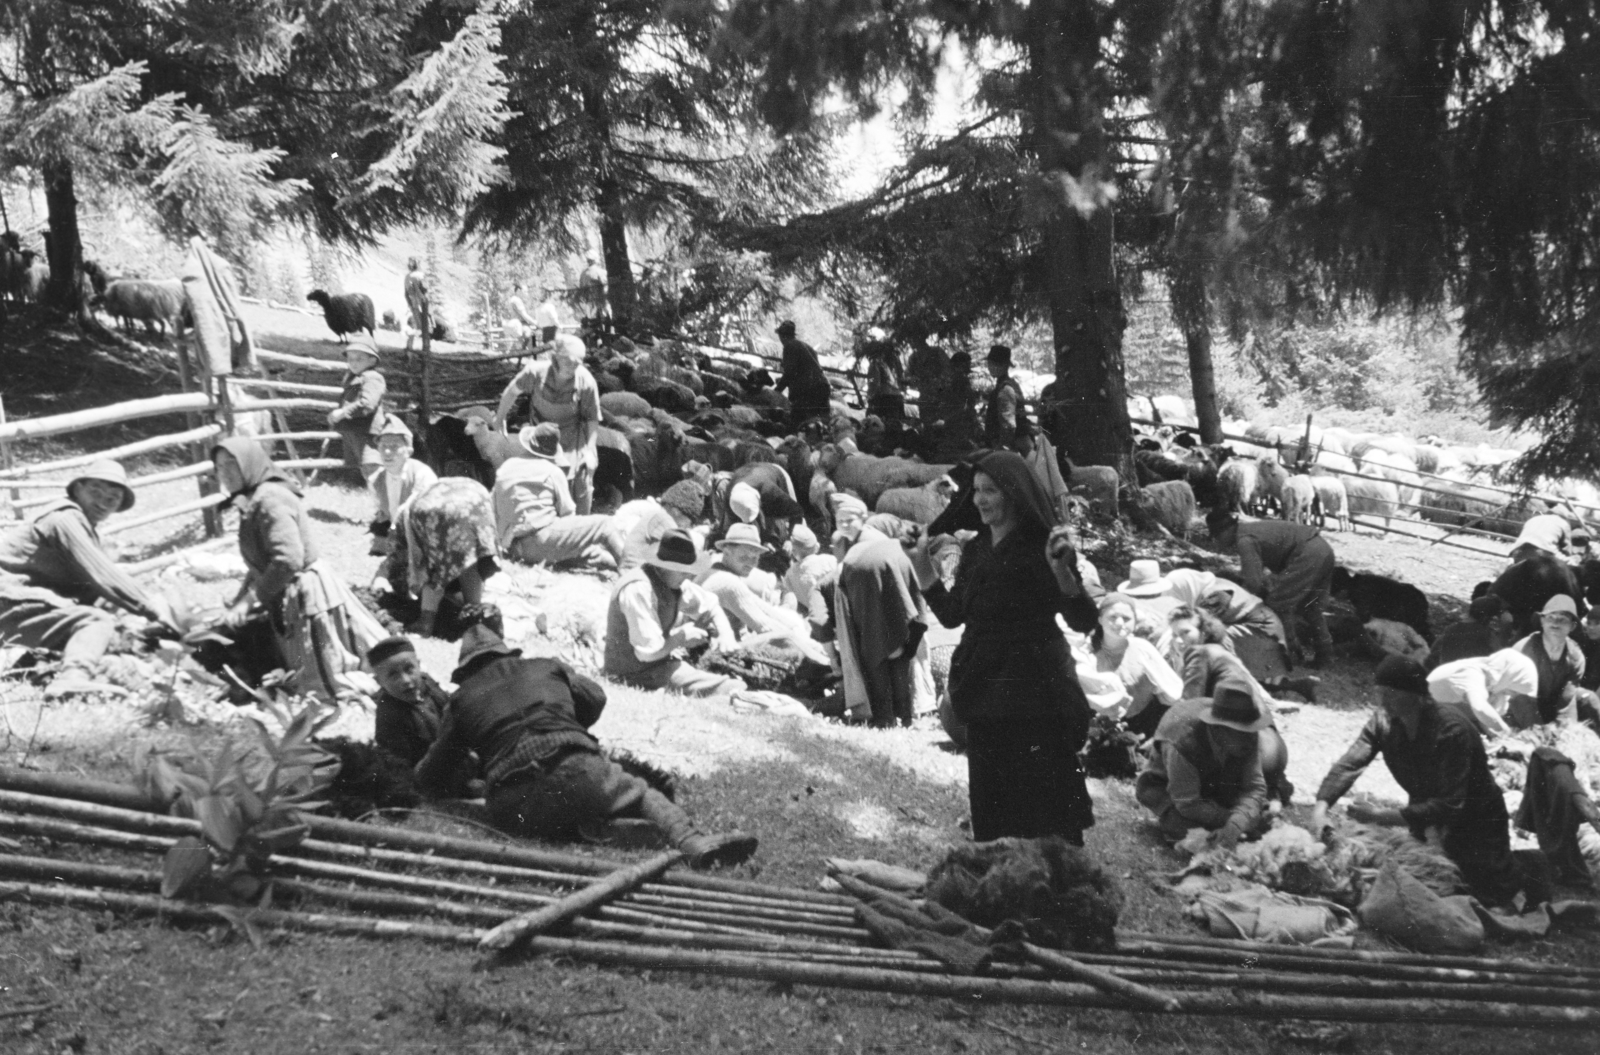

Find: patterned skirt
[398,477,500,594]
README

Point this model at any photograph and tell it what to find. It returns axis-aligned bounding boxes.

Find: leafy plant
[142,699,337,907]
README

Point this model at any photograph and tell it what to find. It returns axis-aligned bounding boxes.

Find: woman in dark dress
[911,451,1099,842]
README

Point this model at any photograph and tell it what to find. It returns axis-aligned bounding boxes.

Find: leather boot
[678,831,759,870]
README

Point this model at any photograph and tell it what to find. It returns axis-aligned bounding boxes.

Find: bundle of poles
[2,767,1599,1028]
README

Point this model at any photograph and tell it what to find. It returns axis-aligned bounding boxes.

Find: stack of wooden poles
[2,766,1599,1028]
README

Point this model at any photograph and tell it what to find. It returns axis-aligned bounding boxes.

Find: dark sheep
[1126,480,1197,540]
[634,377,697,415]
[621,418,685,495]
[307,289,376,343]
[1487,551,1585,636]
[593,425,634,511]
[659,478,710,522]
[1330,566,1433,643]
[99,279,186,336]
[731,461,804,520]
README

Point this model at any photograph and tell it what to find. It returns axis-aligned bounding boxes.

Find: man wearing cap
[834,502,929,727]
[1134,672,1272,846]
[1427,594,1514,670]
[493,423,625,570]
[773,320,831,425]
[1426,647,1539,737]
[1207,509,1336,669]
[1506,594,1600,729]
[327,339,388,478]
[417,605,756,868]
[982,344,1031,453]
[603,529,745,697]
[0,461,176,697]
[698,524,828,666]
[367,635,478,796]
[1312,656,1536,905]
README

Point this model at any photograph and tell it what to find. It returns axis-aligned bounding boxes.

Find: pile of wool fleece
[925,836,1123,952]
[1180,819,1462,906]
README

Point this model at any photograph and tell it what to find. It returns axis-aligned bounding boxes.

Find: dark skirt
[966,713,1095,843]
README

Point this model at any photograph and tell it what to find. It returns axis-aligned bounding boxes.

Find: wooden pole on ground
[478,850,684,955]
[1021,942,1182,1012]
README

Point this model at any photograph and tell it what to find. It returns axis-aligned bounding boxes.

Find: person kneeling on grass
[0,459,177,698]
[1311,655,1559,906]
[1134,673,1272,848]
[414,604,757,869]
[603,530,747,699]
[493,422,624,571]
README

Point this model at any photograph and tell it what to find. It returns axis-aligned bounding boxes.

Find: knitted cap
[367,636,416,667]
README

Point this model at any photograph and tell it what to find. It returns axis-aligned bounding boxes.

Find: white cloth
[1427,648,1539,736]
[615,576,722,663]
[1077,635,1184,720]
[612,498,662,539]
[1165,568,1219,608]
[1512,515,1574,558]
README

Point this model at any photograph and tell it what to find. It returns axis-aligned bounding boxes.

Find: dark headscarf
[212,436,300,499]
[975,450,1057,535]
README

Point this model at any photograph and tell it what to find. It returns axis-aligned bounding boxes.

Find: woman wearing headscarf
[910,451,1099,842]
[493,333,602,513]
[0,460,175,697]
[212,438,386,700]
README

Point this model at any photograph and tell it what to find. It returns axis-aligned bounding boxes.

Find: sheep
[814,444,954,510]
[1311,476,1349,532]
[1331,566,1433,643]
[599,391,654,423]
[81,260,108,297]
[22,257,49,302]
[1067,464,1120,518]
[1126,480,1196,540]
[1310,449,1358,476]
[1254,455,1289,515]
[1363,618,1430,664]
[618,418,685,495]
[99,279,186,336]
[306,289,376,343]
[634,377,697,415]
[593,426,634,511]
[1345,476,1401,531]
[1362,449,1421,511]
[1217,458,1259,515]
[1280,475,1317,525]
[874,476,958,524]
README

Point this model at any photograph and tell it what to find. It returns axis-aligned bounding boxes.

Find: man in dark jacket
[1208,510,1336,668]
[415,605,757,869]
[982,344,1031,452]
[1311,656,1545,907]
[773,320,831,425]
[1426,594,1513,670]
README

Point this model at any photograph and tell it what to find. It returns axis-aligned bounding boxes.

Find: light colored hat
[1118,559,1170,597]
[375,416,413,441]
[346,337,380,361]
[716,523,772,553]
[519,422,561,460]
[552,333,586,360]
[789,523,819,553]
[1541,594,1579,620]
[830,492,868,520]
[729,482,761,524]
[68,459,136,512]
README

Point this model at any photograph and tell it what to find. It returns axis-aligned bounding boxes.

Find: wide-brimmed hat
[644,529,707,573]
[1541,594,1579,620]
[1200,678,1271,733]
[67,459,136,512]
[451,624,519,682]
[986,344,1012,366]
[1118,559,1169,597]
[519,422,561,460]
[716,523,772,553]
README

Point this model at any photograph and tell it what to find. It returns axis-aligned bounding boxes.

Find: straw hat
[1117,559,1170,598]
[67,460,136,512]
[519,422,561,460]
[715,523,772,553]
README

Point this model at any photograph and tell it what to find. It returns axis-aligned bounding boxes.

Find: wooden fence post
[0,396,18,521]
[177,336,223,539]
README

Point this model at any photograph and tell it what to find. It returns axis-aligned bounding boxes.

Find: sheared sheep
[814,444,955,510]
[874,475,957,524]
[1217,459,1259,516]
[1280,475,1317,525]
[1311,476,1349,531]
[99,279,186,336]
[599,391,653,423]
[1344,476,1400,531]
[307,289,376,343]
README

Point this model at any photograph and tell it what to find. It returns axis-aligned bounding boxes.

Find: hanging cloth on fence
[181,237,255,379]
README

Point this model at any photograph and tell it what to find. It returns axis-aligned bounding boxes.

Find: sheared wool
[926,837,1122,952]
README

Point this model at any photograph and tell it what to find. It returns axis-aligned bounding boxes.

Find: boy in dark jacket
[414,605,757,869]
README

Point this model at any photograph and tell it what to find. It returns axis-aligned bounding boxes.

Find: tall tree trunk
[42,160,83,315]
[581,86,637,325]
[1029,0,1133,480]
[1169,212,1224,444]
